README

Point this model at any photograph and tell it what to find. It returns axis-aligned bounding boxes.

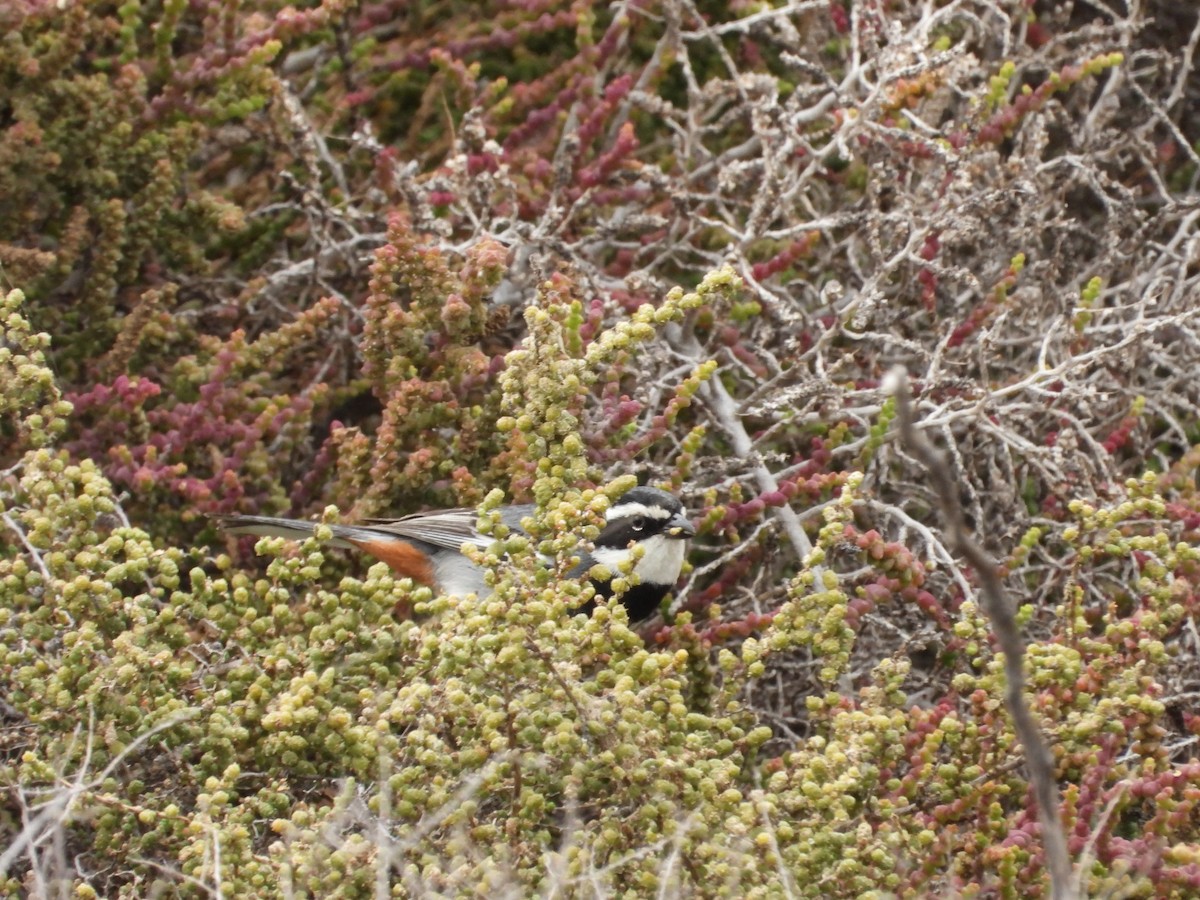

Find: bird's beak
[666,513,696,538]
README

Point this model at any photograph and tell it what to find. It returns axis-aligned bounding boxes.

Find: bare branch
[885,367,1074,900]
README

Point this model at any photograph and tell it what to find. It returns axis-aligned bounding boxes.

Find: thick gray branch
[886,368,1074,900]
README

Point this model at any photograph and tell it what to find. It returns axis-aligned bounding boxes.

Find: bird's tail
[216,515,384,549]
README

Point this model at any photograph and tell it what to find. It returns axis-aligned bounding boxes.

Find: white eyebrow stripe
[605,502,673,522]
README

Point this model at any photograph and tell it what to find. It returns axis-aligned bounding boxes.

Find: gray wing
[362,503,535,552]
[217,515,386,549]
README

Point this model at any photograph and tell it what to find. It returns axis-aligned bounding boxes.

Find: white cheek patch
[590,534,685,586]
[633,534,686,585]
[590,544,634,572]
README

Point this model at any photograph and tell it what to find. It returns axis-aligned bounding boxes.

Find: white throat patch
[590,533,686,586]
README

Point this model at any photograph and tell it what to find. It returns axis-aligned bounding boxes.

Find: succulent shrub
[4,0,1200,897]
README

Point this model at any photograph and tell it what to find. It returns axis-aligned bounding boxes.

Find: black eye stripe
[595,516,665,547]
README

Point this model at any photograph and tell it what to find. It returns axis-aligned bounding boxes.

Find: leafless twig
[885,367,1074,900]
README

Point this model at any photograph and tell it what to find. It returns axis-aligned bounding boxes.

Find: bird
[217,486,695,622]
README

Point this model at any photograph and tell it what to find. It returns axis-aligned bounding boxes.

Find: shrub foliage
[4,0,1200,897]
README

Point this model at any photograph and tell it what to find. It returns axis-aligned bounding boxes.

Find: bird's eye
[631,516,647,532]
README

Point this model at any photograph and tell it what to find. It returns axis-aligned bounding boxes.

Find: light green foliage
[498,265,737,506]
[5,0,1200,894]
[6,269,1200,897]
[0,267,781,896]
[759,474,864,684]
[0,290,74,452]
